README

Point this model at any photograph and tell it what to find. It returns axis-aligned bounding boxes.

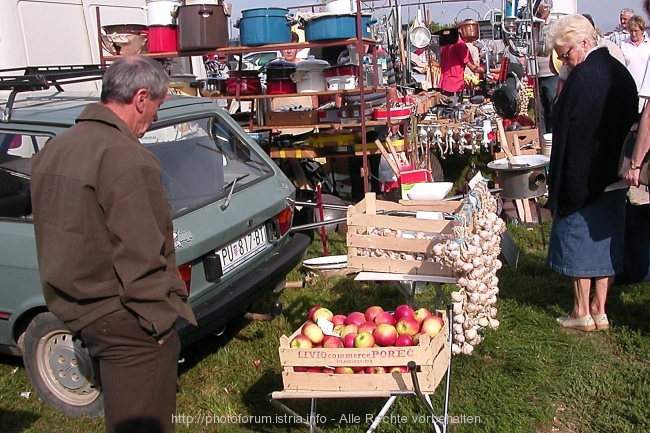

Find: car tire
[23,312,104,418]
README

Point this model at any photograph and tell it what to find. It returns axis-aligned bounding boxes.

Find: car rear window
[141,117,273,218]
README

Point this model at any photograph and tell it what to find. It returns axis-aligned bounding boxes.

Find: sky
[227,0,636,39]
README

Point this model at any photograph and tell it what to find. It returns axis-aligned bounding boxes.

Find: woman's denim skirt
[546,188,627,278]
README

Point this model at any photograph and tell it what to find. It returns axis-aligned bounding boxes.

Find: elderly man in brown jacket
[31,55,196,433]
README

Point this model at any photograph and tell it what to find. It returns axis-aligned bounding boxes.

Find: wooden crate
[278,312,450,393]
[346,193,464,276]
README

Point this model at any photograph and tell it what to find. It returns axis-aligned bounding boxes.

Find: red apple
[374,311,396,326]
[354,331,375,348]
[302,322,324,344]
[358,321,378,334]
[344,311,366,327]
[306,367,322,373]
[351,366,365,373]
[393,304,415,321]
[290,334,313,349]
[334,366,355,374]
[365,366,388,374]
[294,366,309,372]
[312,307,334,323]
[322,366,335,374]
[373,324,398,347]
[395,334,413,347]
[343,333,357,348]
[332,314,347,326]
[339,324,358,338]
[421,315,445,338]
[414,307,433,324]
[396,316,420,336]
[323,336,344,348]
[364,305,385,322]
[388,366,409,373]
[308,305,322,321]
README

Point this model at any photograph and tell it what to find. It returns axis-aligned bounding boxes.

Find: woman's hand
[623,166,641,187]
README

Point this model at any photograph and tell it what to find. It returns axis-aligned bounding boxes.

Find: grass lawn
[1,224,649,432]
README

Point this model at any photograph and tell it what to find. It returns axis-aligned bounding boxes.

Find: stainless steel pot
[487,155,549,200]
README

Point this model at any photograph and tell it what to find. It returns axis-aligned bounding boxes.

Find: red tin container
[147,25,178,53]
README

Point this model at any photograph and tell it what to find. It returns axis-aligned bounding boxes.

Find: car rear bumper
[176,232,311,348]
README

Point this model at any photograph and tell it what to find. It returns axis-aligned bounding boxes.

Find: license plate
[219,225,268,273]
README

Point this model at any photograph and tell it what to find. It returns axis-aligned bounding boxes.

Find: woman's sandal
[592,313,609,331]
[556,314,596,332]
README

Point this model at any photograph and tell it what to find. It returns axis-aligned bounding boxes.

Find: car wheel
[23,312,104,418]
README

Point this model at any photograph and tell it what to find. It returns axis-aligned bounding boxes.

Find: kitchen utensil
[177,3,229,51]
[147,25,178,53]
[292,56,329,92]
[146,0,181,26]
[405,182,453,201]
[226,70,262,95]
[487,155,549,199]
[302,13,375,41]
[236,8,293,46]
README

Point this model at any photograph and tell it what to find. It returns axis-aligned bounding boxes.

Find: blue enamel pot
[236,10,294,46]
[303,14,376,41]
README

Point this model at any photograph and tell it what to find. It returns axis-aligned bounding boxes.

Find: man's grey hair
[540,0,553,9]
[620,8,635,16]
[100,56,169,104]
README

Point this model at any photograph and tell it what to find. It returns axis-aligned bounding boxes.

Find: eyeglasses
[557,47,574,60]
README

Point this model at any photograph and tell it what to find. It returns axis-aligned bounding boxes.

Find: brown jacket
[31,104,196,337]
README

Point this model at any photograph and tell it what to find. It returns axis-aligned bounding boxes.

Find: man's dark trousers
[80,309,180,433]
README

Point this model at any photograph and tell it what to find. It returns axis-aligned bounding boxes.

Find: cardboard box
[264,110,318,126]
[346,193,463,276]
[278,311,450,393]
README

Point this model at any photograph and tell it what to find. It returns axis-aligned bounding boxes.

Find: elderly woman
[545,15,638,331]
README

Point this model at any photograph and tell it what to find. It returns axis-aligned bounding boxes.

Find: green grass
[1,228,650,432]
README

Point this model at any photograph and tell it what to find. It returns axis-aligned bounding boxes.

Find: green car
[0,66,310,418]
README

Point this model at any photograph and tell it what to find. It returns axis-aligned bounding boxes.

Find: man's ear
[133,89,148,113]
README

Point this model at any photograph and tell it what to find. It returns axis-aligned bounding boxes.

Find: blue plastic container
[241,7,289,19]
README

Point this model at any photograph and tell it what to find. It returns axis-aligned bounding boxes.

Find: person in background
[30,56,197,433]
[464,40,480,77]
[279,32,300,64]
[606,8,635,47]
[620,15,650,111]
[439,33,484,98]
[545,15,638,332]
[623,0,650,188]
[534,0,558,134]
[555,14,625,98]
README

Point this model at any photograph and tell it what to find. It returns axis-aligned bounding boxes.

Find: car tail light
[276,204,294,236]
[178,263,192,295]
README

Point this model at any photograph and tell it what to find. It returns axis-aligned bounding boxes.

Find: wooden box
[278,312,450,393]
[346,193,464,276]
[264,109,318,126]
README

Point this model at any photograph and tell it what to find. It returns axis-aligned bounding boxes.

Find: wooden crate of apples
[278,304,450,393]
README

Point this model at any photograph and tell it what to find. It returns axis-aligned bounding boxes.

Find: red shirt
[439,39,471,93]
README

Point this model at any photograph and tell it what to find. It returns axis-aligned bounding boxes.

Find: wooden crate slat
[282,371,437,393]
[348,213,454,233]
[347,233,443,254]
[347,255,455,276]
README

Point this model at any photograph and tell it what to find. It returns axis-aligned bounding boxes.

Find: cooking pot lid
[266,58,296,70]
[296,55,330,71]
[487,155,550,171]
